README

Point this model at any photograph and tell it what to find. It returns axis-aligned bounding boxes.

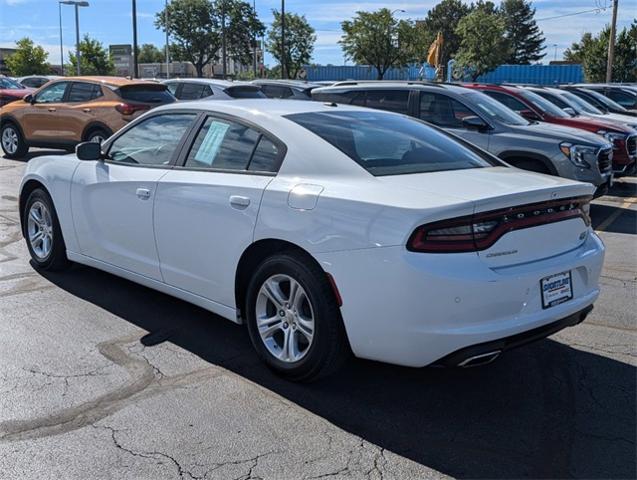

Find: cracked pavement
[0,153,635,479]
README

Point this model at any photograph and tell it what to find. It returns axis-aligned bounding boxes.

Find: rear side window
[365,90,409,114]
[249,136,280,172]
[67,82,103,102]
[287,110,494,176]
[261,85,293,98]
[185,117,260,170]
[107,113,196,166]
[179,83,209,100]
[117,84,175,104]
[312,90,364,106]
[165,82,179,95]
[226,86,266,99]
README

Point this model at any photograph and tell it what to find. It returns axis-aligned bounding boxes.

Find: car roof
[313,81,469,95]
[49,76,159,87]
[163,78,256,88]
[253,79,320,88]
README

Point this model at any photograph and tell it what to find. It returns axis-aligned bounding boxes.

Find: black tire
[84,127,112,144]
[245,251,349,382]
[23,188,70,271]
[1,122,29,159]
[508,157,551,174]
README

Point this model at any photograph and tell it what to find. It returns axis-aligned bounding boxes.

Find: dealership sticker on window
[540,271,573,309]
[195,121,229,166]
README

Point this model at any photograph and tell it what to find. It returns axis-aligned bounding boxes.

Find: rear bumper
[435,304,593,367]
[316,231,604,368]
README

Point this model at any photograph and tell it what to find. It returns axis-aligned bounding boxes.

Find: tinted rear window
[117,84,175,104]
[287,110,495,176]
[226,86,266,99]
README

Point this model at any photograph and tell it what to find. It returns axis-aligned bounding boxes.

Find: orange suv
[1,76,175,159]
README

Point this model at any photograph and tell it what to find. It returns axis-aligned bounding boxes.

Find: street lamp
[60,1,89,76]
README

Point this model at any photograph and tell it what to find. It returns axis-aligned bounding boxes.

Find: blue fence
[304,64,437,82]
[446,60,584,85]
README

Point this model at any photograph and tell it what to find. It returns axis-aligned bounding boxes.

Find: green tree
[565,22,637,82]
[68,34,114,75]
[340,8,421,80]
[500,0,545,64]
[266,10,316,79]
[419,0,472,68]
[155,0,220,77]
[137,43,165,63]
[218,0,265,68]
[454,9,509,80]
[5,38,50,76]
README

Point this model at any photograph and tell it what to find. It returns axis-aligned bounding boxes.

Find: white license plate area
[541,271,573,309]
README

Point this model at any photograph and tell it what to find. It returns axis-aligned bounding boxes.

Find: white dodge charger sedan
[18,99,605,381]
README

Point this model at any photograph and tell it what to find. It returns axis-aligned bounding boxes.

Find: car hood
[558,114,634,134]
[507,122,609,146]
[595,112,637,129]
[0,88,33,98]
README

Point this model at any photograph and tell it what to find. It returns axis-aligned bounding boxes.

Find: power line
[536,6,610,22]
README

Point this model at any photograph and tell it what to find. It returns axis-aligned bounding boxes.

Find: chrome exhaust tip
[457,350,501,368]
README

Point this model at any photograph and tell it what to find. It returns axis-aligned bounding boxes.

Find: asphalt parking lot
[0,151,635,480]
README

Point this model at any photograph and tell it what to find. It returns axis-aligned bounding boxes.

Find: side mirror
[563,107,576,117]
[23,94,33,104]
[461,115,489,132]
[519,109,541,121]
[76,141,103,161]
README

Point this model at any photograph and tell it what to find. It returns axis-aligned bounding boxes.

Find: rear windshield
[225,86,266,99]
[0,77,25,90]
[116,84,176,104]
[518,89,570,118]
[286,110,495,176]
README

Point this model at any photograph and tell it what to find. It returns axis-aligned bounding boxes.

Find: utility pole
[222,1,227,79]
[252,0,257,77]
[605,0,618,83]
[281,0,286,79]
[165,0,170,79]
[58,3,64,75]
[59,1,89,76]
[132,0,139,78]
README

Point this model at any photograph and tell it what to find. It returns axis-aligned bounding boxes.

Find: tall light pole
[165,0,170,79]
[222,1,227,79]
[60,1,89,76]
[252,0,257,78]
[58,2,64,75]
[281,0,285,79]
[552,43,558,61]
[132,0,139,78]
[606,0,618,83]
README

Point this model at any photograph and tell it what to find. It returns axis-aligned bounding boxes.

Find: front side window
[517,89,570,118]
[608,90,637,108]
[287,110,495,176]
[561,91,603,115]
[365,90,409,114]
[0,77,25,89]
[34,82,68,103]
[462,92,529,126]
[107,113,196,166]
[185,117,260,170]
[67,82,103,102]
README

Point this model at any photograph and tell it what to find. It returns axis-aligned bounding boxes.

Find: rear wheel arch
[81,122,113,142]
[498,151,556,175]
[234,239,338,321]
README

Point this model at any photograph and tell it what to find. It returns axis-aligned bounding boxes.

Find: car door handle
[136,188,151,200]
[47,107,56,112]
[83,108,91,113]
[229,195,250,209]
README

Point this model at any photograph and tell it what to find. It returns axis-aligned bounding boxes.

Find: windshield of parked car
[580,88,628,112]
[518,89,571,118]
[0,77,25,89]
[462,91,529,126]
[287,110,496,176]
[560,91,604,115]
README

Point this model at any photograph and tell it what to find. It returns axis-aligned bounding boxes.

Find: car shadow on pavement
[2,150,69,162]
[605,178,636,199]
[38,264,636,479]
[591,204,636,234]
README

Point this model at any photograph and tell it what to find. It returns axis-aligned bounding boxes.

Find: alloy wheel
[255,274,315,363]
[1,127,19,155]
[27,201,53,259]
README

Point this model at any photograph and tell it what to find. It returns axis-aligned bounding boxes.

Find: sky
[0,0,634,68]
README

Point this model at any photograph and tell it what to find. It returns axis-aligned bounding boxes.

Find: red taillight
[115,102,149,115]
[408,196,592,253]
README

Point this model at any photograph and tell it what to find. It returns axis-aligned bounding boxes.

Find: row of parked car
[1,75,636,193]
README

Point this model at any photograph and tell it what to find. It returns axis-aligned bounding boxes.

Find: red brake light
[408,196,592,253]
[115,102,149,115]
